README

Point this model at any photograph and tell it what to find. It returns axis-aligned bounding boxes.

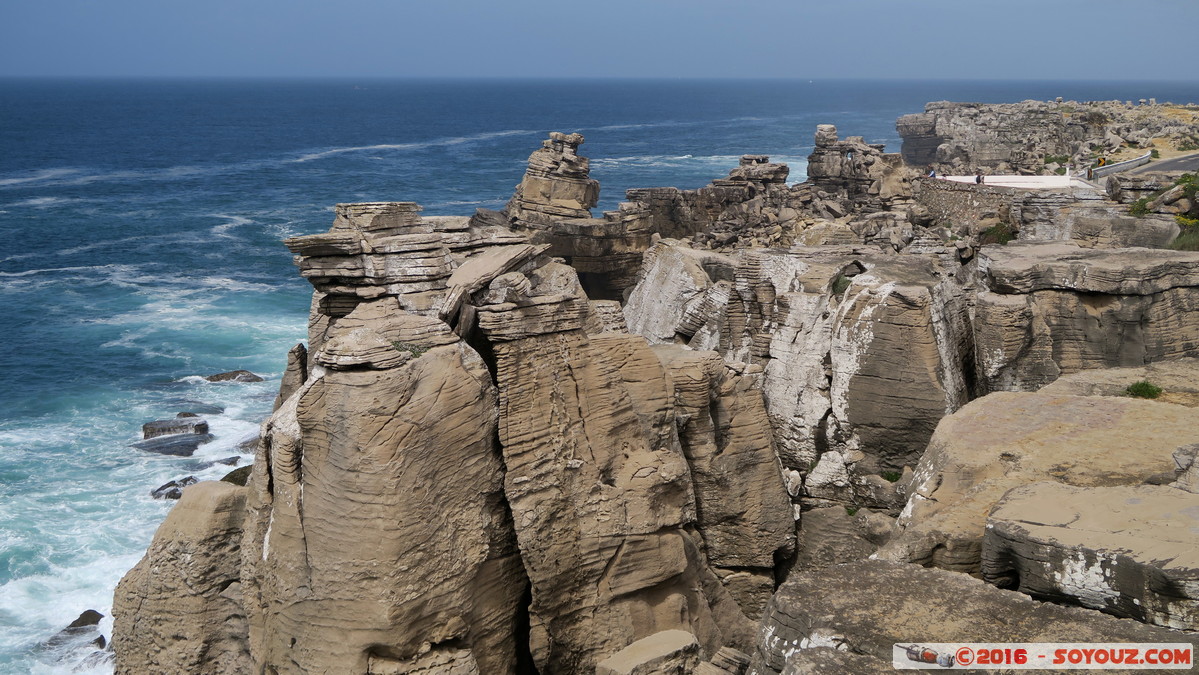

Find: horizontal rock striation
[981,482,1199,631]
[747,559,1199,675]
[876,391,1199,573]
[975,243,1199,392]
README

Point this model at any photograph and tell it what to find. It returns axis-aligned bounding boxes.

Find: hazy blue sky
[2,0,1196,79]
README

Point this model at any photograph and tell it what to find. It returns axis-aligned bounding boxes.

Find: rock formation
[982,482,1199,631]
[875,391,1198,572]
[112,119,1199,675]
[898,99,1199,174]
[974,243,1199,392]
[747,559,1199,675]
[112,481,249,674]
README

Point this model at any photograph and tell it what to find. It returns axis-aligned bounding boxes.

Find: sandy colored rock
[653,347,794,575]
[876,392,1199,573]
[240,335,524,674]
[273,342,308,411]
[1039,357,1199,407]
[112,481,250,674]
[595,630,701,675]
[982,482,1199,630]
[746,559,1199,675]
[494,329,752,673]
[975,243,1199,392]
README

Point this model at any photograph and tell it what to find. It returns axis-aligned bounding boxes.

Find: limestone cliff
[112,123,1199,675]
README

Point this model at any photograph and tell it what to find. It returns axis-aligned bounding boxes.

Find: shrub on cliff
[1124,380,1163,399]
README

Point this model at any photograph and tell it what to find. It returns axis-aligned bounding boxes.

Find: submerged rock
[130,433,215,457]
[203,370,264,383]
[150,476,198,500]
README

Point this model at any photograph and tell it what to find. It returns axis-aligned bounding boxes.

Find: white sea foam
[209,214,254,238]
[290,128,534,163]
[0,168,84,188]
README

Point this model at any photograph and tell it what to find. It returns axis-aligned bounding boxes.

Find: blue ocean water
[0,78,1195,672]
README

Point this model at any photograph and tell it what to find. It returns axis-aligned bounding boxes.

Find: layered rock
[485,132,654,299]
[981,482,1199,630]
[747,559,1199,675]
[974,243,1199,392]
[239,315,525,674]
[112,481,249,674]
[625,241,973,482]
[488,322,755,672]
[876,391,1199,573]
[805,125,915,215]
[505,132,600,225]
[898,99,1199,174]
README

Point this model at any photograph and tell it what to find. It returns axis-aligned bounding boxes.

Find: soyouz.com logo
[892,643,1194,669]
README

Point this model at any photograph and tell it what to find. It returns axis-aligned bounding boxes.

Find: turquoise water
[1,78,1195,672]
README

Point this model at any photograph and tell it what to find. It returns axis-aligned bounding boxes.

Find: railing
[1088,152,1153,180]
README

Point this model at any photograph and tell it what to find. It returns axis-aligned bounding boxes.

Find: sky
[1,0,1197,80]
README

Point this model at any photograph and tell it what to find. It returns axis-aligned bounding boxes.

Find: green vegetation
[831,274,851,295]
[1178,173,1198,200]
[1043,154,1070,165]
[1054,167,1067,175]
[1179,140,1199,152]
[1129,197,1152,217]
[1124,380,1163,399]
[1151,148,1161,159]
[391,341,429,358]
[845,505,860,517]
[881,470,902,483]
[1170,215,1199,251]
[979,223,1016,245]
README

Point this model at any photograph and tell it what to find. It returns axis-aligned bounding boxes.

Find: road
[1129,151,1199,174]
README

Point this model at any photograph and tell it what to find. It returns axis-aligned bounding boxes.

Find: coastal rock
[1039,356,1199,407]
[204,370,264,383]
[506,132,599,225]
[981,482,1199,630]
[130,432,215,457]
[595,630,701,675]
[42,609,106,652]
[875,391,1199,573]
[624,241,974,478]
[746,559,1199,675]
[494,328,753,672]
[272,343,307,411]
[898,99,1199,174]
[143,417,209,438]
[241,334,524,674]
[112,481,249,674]
[974,243,1199,392]
[150,476,198,500]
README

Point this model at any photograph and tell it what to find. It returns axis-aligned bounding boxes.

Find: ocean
[1,78,1195,673]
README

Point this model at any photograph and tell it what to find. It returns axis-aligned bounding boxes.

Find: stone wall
[912,178,1016,227]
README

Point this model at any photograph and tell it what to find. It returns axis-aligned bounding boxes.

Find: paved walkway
[940,175,1092,189]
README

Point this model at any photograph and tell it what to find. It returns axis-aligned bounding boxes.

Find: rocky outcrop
[805,125,914,215]
[624,241,973,481]
[747,559,1199,675]
[981,482,1199,630]
[876,391,1199,573]
[596,630,701,675]
[974,243,1199,392]
[505,132,600,225]
[112,481,249,674]
[239,318,523,674]
[898,99,1199,174]
[1039,356,1199,407]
